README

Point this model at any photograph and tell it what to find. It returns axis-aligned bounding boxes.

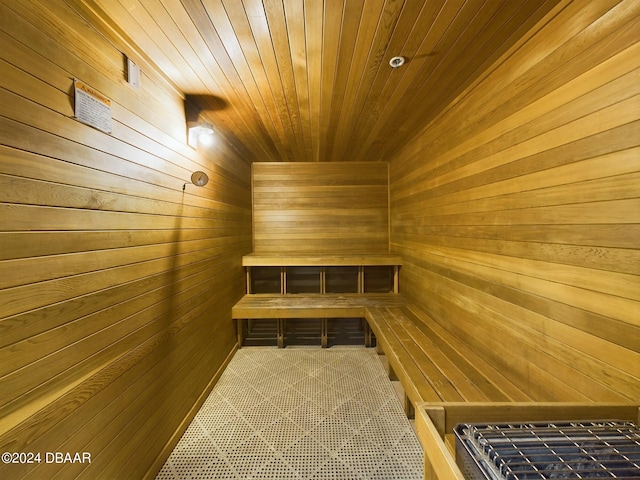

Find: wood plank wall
[0,1,251,478]
[389,0,640,403]
[252,162,389,254]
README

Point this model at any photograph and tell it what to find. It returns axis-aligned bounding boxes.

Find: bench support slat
[321,319,327,348]
[237,319,245,347]
[277,319,284,348]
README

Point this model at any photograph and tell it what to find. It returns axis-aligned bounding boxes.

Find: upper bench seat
[242,253,403,266]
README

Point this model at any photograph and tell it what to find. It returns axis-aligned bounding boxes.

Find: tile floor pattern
[156,347,423,480]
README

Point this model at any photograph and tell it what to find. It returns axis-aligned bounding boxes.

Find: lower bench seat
[233,293,407,318]
[233,295,531,407]
[232,293,406,348]
[364,304,532,416]
[354,304,639,480]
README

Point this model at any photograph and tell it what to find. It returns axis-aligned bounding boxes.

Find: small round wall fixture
[183,171,209,191]
[389,56,405,68]
[191,171,209,187]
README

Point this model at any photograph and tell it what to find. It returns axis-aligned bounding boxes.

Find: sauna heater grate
[454,420,640,479]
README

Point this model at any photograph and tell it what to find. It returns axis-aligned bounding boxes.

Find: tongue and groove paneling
[389,0,640,403]
[0,1,251,478]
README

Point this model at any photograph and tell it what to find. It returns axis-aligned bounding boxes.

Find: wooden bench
[233,267,640,480]
[364,305,640,479]
[234,253,404,348]
[242,253,403,293]
[233,293,406,348]
[364,304,532,416]
[233,277,639,480]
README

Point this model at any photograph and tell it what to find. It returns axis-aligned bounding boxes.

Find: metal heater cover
[454,420,640,480]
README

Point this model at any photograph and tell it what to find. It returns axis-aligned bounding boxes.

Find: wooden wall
[389,0,639,402]
[0,1,251,479]
[252,162,389,254]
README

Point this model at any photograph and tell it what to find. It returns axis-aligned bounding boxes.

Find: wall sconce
[187,121,214,148]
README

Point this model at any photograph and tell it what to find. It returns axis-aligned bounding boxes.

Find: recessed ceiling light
[389,56,405,68]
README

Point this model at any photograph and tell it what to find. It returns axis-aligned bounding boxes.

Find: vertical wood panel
[252,162,390,254]
[390,0,640,402]
[0,1,251,479]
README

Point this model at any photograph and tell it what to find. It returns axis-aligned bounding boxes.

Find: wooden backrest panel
[389,0,640,402]
[0,1,251,478]
[252,162,390,253]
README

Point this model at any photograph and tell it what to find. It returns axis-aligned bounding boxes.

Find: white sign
[74,79,112,134]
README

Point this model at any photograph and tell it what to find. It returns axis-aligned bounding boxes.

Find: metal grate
[454,420,640,480]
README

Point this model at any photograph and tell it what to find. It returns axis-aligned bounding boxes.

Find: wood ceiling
[71,0,563,163]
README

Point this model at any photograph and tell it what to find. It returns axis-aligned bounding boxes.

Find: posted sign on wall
[74,79,113,134]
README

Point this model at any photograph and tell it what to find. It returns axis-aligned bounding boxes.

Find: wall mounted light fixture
[187,121,214,148]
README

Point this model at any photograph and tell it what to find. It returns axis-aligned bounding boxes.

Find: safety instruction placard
[74,79,112,134]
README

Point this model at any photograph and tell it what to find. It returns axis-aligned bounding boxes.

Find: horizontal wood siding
[252,162,390,254]
[0,1,251,478]
[389,0,640,403]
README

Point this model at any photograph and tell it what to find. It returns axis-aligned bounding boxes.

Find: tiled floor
[156,347,423,480]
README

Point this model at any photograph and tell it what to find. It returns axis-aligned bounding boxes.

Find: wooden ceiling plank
[347,0,445,162]
[262,0,306,160]
[331,0,405,161]
[360,0,567,164]
[284,0,313,162]
[325,0,385,161]
[240,0,302,161]
[358,0,510,160]
[151,0,226,97]
[220,0,292,160]
[62,0,184,99]
[304,0,323,162]
[362,0,556,161]
[402,2,544,127]
[198,0,285,163]
[203,0,291,160]
[180,0,283,162]
[99,0,264,160]
[364,0,568,164]
[353,0,467,161]
[145,0,272,162]
[146,0,264,161]
[317,0,348,162]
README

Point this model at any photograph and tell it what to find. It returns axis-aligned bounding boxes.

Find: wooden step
[232,293,407,319]
[233,293,407,348]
